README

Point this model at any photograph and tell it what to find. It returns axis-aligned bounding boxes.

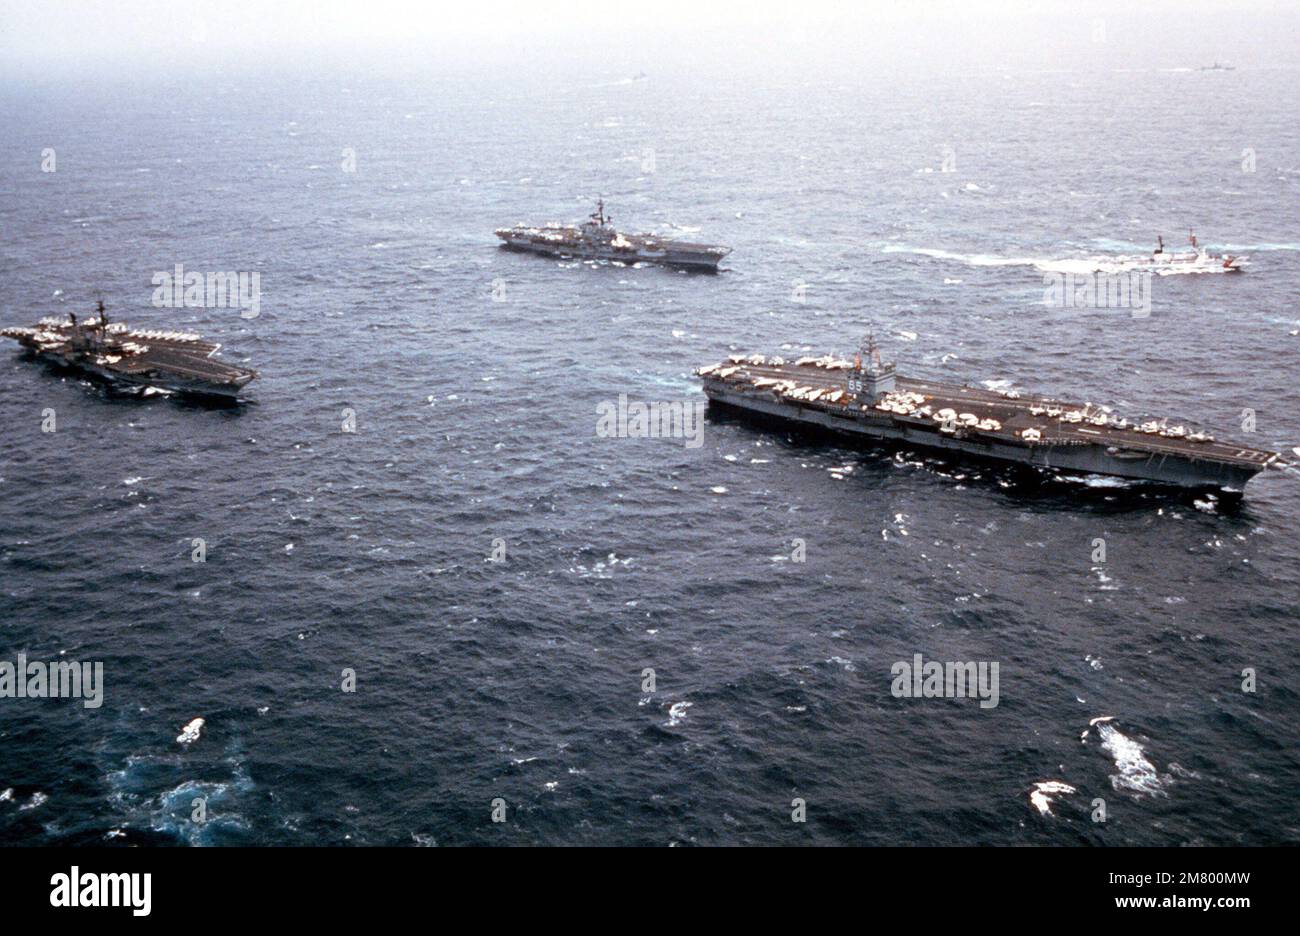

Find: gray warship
[495,200,731,271]
[1,302,257,401]
[698,335,1281,492]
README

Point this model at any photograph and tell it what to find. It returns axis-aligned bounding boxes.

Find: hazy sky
[1,0,1296,79]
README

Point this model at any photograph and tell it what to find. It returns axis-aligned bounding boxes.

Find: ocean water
[1,59,1298,846]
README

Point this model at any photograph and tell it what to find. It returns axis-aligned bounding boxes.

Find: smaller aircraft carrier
[698,335,1281,492]
[1,302,257,401]
[496,200,731,271]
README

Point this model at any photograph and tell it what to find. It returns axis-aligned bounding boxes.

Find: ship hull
[703,382,1263,491]
[1120,256,1246,274]
[27,349,252,403]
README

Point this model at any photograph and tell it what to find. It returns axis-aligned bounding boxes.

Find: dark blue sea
[1,53,1298,845]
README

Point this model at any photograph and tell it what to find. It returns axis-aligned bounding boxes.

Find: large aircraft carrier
[496,200,730,271]
[1,302,257,401]
[698,336,1281,492]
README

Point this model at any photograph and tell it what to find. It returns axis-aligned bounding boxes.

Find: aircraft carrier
[1,302,257,401]
[496,200,731,271]
[698,335,1281,492]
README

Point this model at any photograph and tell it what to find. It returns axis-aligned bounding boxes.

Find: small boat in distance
[1075,232,1246,274]
[1199,61,1236,71]
[1149,231,1246,272]
[495,200,731,271]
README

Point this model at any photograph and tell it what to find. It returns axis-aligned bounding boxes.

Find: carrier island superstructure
[698,335,1280,492]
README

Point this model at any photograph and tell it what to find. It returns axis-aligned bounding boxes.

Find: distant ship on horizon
[495,200,731,271]
[1088,231,1248,274]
